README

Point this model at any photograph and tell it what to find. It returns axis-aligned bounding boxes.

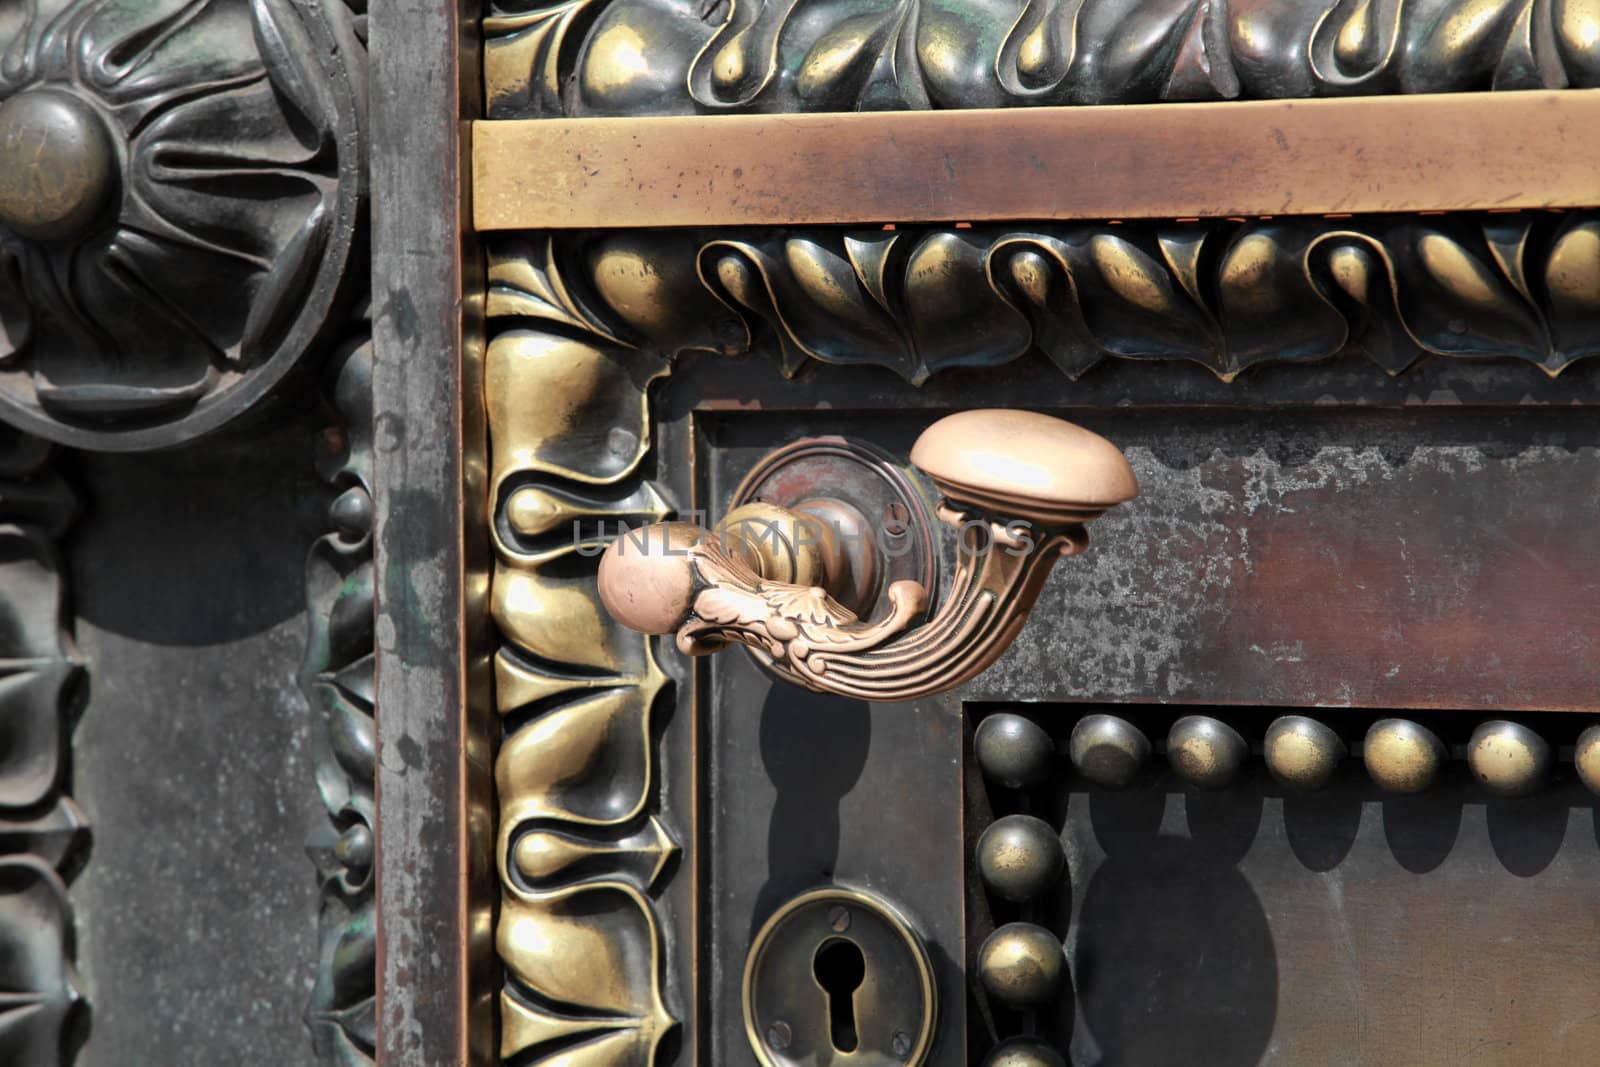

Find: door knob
[597,410,1138,702]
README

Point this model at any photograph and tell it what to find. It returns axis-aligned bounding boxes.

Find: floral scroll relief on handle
[598,409,1138,702]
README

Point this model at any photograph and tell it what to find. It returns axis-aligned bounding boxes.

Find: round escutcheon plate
[744,886,938,1067]
[729,436,940,623]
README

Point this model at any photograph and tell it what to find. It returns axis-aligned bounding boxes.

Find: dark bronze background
[653,340,1600,1063]
[969,704,1600,1064]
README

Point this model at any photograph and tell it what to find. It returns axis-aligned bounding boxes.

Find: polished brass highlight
[1363,719,1447,794]
[474,92,1600,230]
[486,0,1600,118]
[1264,715,1346,791]
[597,411,1137,702]
[975,713,1057,790]
[984,1037,1069,1067]
[1167,716,1249,789]
[1576,724,1600,794]
[977,815,1065,904]
[743,887,937,1067]
[1068,714,1151,789]
[486,239,680,1063]
[977,922,1066,1007]
[494,217,1600,388]
[1466,720,1552,797]
[0,428,87,1064]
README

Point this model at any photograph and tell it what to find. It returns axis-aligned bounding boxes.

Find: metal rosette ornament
[0,0,365,450]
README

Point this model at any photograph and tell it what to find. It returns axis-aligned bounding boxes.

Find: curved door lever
[598,410,1138,701]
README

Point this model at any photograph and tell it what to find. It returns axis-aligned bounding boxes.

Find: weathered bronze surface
[370,0,494,1060]
[1263,714,1347,791]
[1166,715,1249,789]
[984,1037,1067,1067]
[473,0,1600,1057]
[976,815,1065,902]
[485,256,681,1063]
[976,922,1065,1006]
[1466,719,1553,797]
[0,0,365,450]
[974,712,1056,790]
[489,217,1600,385]
[0,426,87,1065]
[1577,724,1600,793]
[596,411,1137,700]
[1066,713,1150,788]
[485,0,1600,117]
[743,886,937,1066]
[1363,718,1448,794]
[302,336,377,1066]
[476,92,1600,228]
[0,90,116,241]
[969,705,1600,1063]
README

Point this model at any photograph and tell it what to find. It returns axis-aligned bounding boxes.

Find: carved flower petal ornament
[0,0,362,449]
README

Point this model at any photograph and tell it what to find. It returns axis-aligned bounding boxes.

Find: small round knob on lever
[597,410,1138,701]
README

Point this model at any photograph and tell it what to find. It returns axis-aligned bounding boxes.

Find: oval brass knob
[597,410,1138,701]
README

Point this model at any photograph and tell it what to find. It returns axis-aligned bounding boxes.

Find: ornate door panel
[358,1,1600,1063]
[12,0,1600,1065]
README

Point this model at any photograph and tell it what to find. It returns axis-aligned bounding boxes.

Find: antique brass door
[355,1,1600,1063]
[380,0,1600,1055]
[376,0,1600,1052]
[11,0,1600,1065]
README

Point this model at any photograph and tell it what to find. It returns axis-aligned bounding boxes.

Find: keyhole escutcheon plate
[744,886,938,1066]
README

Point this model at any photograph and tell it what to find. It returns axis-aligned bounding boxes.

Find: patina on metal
[743,886,938,1067]
[0,427,86,1065]
[970,704,1600,1063]
[0,0,365,451]
[0,90,116,242]
[485,0,1600,118]
[486,216,1600,386]
[1263,714,1348,791]
[1067,714,1151,789]
[302,336,377,1066]
[1363,718,1448,794]
[468,0,1600,1060]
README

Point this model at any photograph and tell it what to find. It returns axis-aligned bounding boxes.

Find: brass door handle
[598,410,1138,702]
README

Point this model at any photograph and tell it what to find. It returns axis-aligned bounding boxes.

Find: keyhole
[813,938,866,1052]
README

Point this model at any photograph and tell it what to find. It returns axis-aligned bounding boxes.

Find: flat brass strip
[474,90,1600,229]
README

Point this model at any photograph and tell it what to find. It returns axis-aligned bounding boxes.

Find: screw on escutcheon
[766,1021,792,1051]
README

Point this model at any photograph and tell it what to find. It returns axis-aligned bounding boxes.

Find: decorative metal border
[483,205,1598,1064]
[484,0,1600,118]
[0,427,88,1064]
[480,4,1600,1054]
[489,215,1600,386]
[304,333,378,1067]
[486,233,680,1063]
